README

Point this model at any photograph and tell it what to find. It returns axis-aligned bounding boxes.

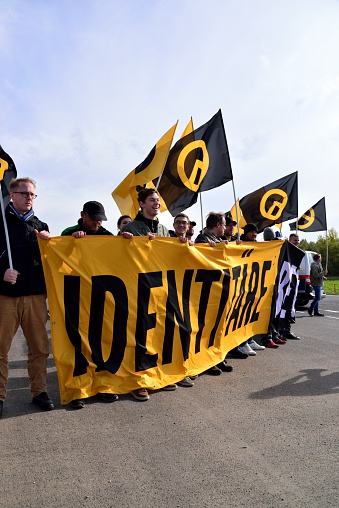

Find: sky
[1,0,338,241]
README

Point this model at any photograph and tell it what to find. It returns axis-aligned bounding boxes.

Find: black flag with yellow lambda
[0,146,17,208]
[239,172,298,233]
[289,197,327,232]
[154,110,233,216]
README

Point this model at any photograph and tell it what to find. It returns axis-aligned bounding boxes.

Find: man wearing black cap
[61,201,112,237]
[61,201,118,408]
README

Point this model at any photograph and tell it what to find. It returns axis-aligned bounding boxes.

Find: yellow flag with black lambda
[112,122,178,218]
[289,197,327,232]
[239,172,298,233]
[154,110,233,217]
[0,146,17,207]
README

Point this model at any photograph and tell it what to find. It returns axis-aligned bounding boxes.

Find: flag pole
[0,183,13,269]
[325,229,329,272]
[199,192,204,231]
[231,180,240,239]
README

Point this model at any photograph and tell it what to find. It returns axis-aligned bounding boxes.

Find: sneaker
[249,340,265,350]
[314,312,324,316]
[132,388,149,401]
[190,375,198,380]
[32,392,55,411]
[162,383,177,391]
[97,393,119,402]
[265,340,279,349]
[308,308,314,316]
[275,337,287,345]
[282,331,301,340]
[217,361,233,372]
[206,365,222,375]
[239,344,256,356]
[178,377,194,387]
[227,347,248,359]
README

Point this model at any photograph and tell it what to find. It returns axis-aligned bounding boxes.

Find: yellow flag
[112,122,178,218]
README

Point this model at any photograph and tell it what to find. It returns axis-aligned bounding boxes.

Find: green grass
[324,277,339,295]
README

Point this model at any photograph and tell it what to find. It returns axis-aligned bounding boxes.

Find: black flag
[289,197,327,232]
[239,172,298,233]
[154,110,233,216]
[0,146,18,207]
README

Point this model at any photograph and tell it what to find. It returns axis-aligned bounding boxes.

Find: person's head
[206,212,226,237]
[313,253,321,262]
[263,227,275,241]
[137,188,160,219]
[243,223,258,241]
[173,213,189,237]
[224,216,236,238]
[186,220,196,239]
[81,201,107,233]
[117,215,132,230]
[10,177,37,215]
[289,233,299,246]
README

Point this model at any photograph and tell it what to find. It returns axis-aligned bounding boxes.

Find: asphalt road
[1,296,338,508]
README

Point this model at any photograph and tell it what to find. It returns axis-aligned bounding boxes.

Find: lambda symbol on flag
[297,208,315,230]
[0,158,9,180]
[259,188,288,220]
[177,140,209,192]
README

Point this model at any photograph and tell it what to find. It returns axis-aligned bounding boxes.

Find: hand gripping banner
[38,237,300,404]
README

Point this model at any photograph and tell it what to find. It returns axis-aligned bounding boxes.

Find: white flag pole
[0,184,13,269]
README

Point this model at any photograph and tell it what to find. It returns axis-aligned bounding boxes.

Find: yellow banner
[39,237,283,404]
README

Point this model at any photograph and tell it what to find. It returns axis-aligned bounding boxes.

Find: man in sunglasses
[0,177,54,418]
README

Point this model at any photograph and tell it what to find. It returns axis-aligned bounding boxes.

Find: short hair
[313,253,321,261]
[137,187,157,203]
[117,215,131,227]
[289,233,299,241]
[174,213,189,223]
[206,212,225,229]
[10,177,36,191]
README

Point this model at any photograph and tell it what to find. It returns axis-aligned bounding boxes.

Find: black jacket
[0,205,48,297]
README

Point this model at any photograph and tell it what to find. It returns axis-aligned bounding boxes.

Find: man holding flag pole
[0,147,54,418]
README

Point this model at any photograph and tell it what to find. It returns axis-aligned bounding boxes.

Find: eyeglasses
[12,192,37,199]
[174,221,188,225]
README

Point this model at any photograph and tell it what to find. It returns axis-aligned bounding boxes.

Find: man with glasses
[169,213,193,244]
[0,177,54,418]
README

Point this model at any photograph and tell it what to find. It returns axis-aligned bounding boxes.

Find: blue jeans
[310,286,323,313]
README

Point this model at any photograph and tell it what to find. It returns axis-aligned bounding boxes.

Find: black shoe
[0,400,3,419]
[70,399,85,409]
[97,393,119,402]
[217,361,233,372]
[227,348,248,359]
[32,392,55,411]
[314,312,324,317]
[282,331,301,340]
[206,366,222,376]
[307,308,313,316]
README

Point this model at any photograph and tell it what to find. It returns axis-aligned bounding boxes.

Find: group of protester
[0,178,327,417]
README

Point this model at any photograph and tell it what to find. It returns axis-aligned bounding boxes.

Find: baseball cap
[225,217,236,226]
[83,201,107,221]
[189,221,196,227]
